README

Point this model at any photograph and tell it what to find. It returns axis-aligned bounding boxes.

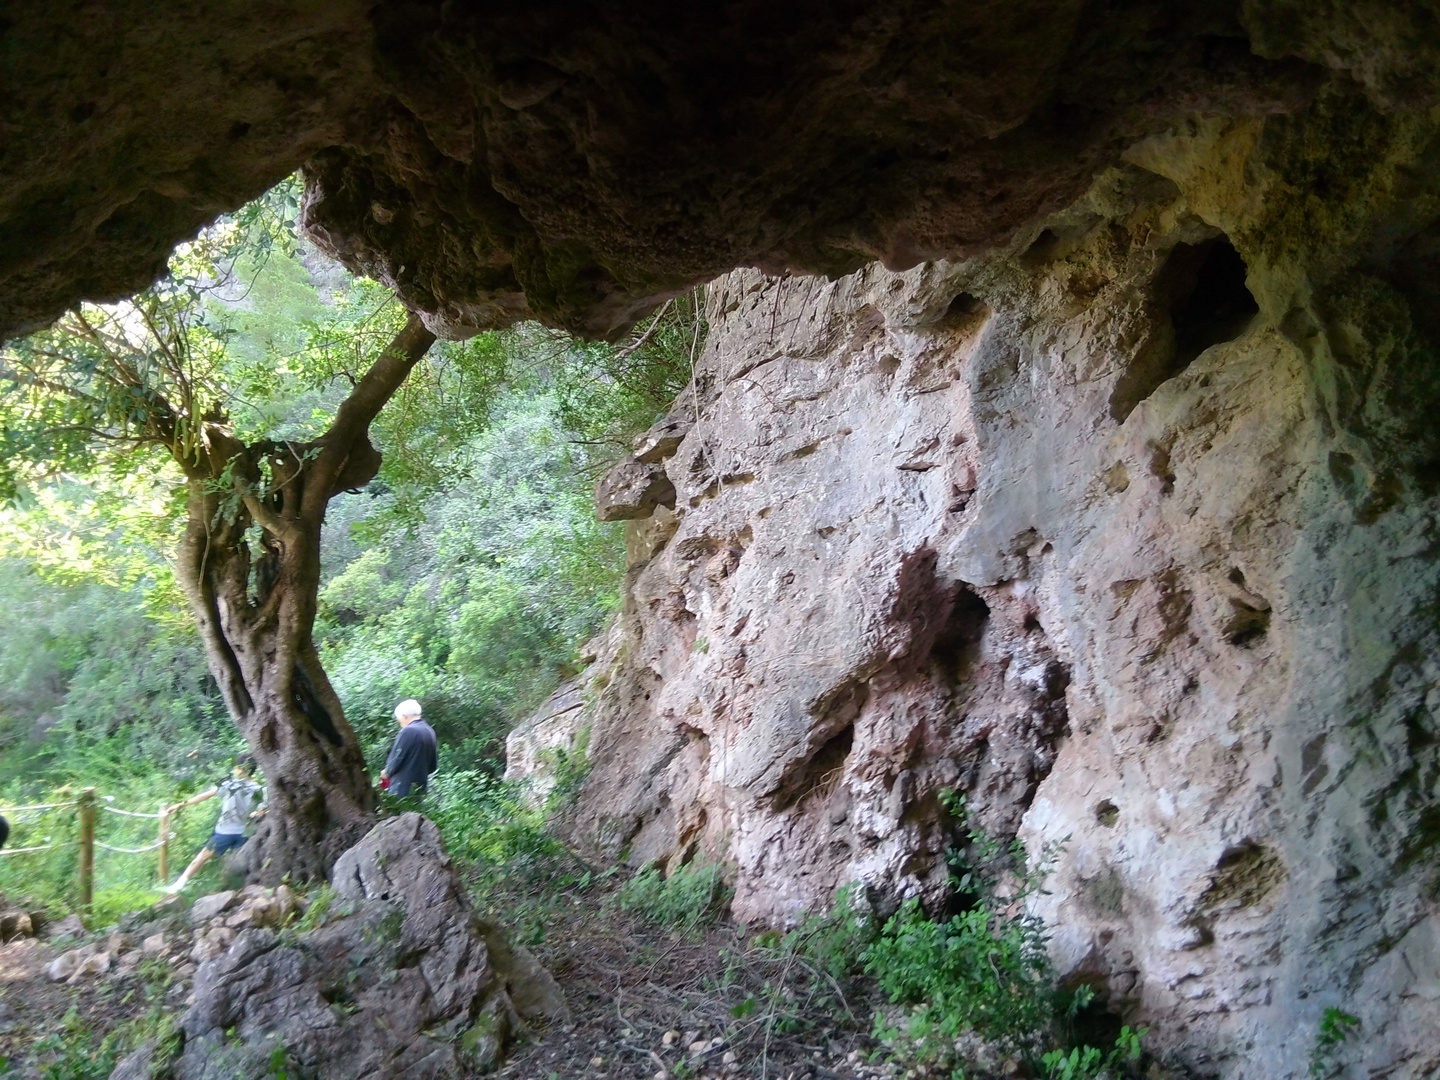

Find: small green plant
[267,1042,297,1080]
[541,725,592,807]
[30,1007,177,1080]
[861,793,1144,1078]
[777,884,872,980]
[363,907,404,946]
[1043,1027,1146,1080]
[615,860,730,929]
[1309,1007,1359,1077]
[294,883,335,933]
[1044,1044,1104,1079]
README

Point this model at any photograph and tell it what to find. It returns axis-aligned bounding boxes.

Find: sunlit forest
[0,180,699,917]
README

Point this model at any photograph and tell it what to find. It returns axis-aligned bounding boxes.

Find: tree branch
[240,490,295,544]
[612,299,672,362]
[305,312,434,518]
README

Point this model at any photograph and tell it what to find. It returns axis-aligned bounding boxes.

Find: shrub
[616,861,730,929]
[860,794,1146,1078]
[419,765,558,865]
[1309,1007,1359,1077]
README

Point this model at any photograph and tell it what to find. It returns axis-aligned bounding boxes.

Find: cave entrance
[1110,236,1258,421]
[931,586,991,685]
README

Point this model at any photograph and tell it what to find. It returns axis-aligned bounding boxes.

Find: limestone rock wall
[509,99,1440,1078]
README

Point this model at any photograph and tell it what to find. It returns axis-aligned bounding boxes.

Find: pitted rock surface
[13,2,1438,340]
[595,459,678,522]
[173,814,566,1080]
[511,96,1440,1080]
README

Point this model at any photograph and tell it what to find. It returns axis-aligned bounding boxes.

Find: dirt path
[475,859,894,1080]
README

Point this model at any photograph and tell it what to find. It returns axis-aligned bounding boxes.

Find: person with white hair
[380,698,438,797]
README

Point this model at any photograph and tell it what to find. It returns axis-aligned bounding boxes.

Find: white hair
[394,698,423,720]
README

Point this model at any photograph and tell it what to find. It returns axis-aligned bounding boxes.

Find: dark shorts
[206,832,247,855]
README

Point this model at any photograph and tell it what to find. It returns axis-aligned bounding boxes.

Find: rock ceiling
[4,1,1435,341]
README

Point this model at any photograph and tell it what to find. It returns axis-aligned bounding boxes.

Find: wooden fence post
[77,788,95,912]
[157,802,170,884]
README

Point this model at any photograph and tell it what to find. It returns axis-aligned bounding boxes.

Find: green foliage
[266,1042,299,1080]
[0,556,238,913]
[421,763,559,865]
[859,795,1145,1078]
[318,387,647,778]
[864,895,1063,1066]
[762,884,873,982]
[0,174,704,917]
[1310,1007,1360,1077]
[28,1007,177,1080]
[615,861,731,930]
[295,884,336,934]
[0,559,233,789]
[540,292,700,452]
[540,725,592,807]
[1042,1027,1145,1080]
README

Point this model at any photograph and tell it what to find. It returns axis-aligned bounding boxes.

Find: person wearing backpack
[162,755,266,893]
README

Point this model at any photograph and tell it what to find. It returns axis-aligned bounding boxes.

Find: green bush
[865,896,1065,1066]
[859,794,1146,1078]
[419,761,559,865]
[1309,1007,1359,1077]
[615,861,730,929]
[27,1007,177,1080]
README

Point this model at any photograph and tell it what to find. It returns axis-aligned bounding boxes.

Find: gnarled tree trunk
[174,314,435,882]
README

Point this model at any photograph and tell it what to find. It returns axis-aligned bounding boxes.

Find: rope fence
[0,843,64,856]
[95,838,169,855]
[0,800,78,814]
[0,788,185,906]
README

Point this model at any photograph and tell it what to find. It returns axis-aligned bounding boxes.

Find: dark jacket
[385,720,438,797]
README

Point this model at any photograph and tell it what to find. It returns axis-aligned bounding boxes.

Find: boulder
[48,944,111,983]
[223,897,278,930]
[189,926,235,964]
[595,459,677,522]
[108,1038,160,1080]
[46,949,83,982]
[189,891,236,924]
[633,415,692,464]
[45,913,85,942]
[0,908,35,942]
[70,949,112,983]
[175,814,567,1080]
[141,932,169,957]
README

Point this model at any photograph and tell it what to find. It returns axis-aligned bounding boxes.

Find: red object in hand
[379,777,390,791]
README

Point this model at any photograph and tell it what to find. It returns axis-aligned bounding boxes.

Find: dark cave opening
[1110,237,1258,421]
[931,586,991,685]
[937,291,993,333]
[1165,239,1259,365]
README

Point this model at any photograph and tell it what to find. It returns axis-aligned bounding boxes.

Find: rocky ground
[0,847,894,1080]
